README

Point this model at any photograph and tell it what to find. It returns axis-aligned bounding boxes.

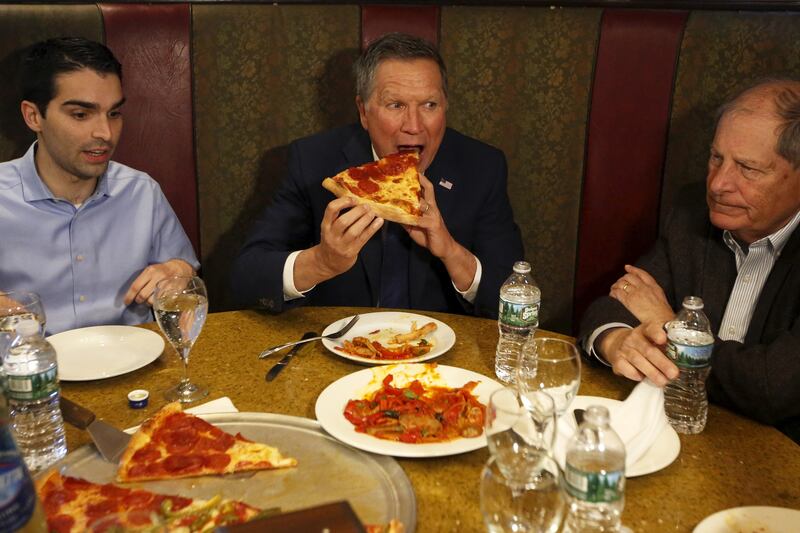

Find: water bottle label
[667,341,713,368]
[499,299,539,328]
[0,435,37,530]
[5,367,58,401]
[564,464,624,503]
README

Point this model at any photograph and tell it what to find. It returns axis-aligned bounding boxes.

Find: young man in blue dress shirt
[0,37,198,334]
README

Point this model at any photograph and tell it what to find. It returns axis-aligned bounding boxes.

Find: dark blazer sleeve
[470,151,524,318]
[229,141,317,312]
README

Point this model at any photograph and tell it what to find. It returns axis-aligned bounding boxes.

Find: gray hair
[718,79,800,169]
[354,32,448,102]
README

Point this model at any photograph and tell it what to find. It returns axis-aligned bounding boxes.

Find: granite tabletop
[57,307,800,532]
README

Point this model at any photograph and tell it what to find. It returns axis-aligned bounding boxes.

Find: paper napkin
[553,380,668,470]
[185,396,238,415]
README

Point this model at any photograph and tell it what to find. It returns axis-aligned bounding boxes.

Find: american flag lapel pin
[438,178,453,190]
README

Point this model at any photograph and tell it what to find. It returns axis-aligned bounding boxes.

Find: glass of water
[480,455,565,533]
[518,337,581,417]
[154,276,209,403]
[485,387,557,486]
[0,291,46,333]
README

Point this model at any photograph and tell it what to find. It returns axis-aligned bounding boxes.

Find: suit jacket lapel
[702,227,737,330]
[746,226,800,343]
[342,129,382,305]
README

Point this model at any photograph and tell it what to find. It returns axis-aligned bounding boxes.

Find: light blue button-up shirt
[0,143,199,334]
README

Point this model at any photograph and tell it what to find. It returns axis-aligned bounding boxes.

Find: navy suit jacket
[579,183,800,443]
[231,124,523,318]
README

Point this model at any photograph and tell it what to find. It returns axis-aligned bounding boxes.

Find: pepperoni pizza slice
[322,150,424,226]
[116,402,297,482]
[36,471,262,533]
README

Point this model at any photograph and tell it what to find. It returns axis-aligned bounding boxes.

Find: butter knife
[266,331,317,382]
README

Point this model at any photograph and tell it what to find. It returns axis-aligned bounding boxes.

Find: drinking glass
[0,290,46,356]
[518,337,581,417]
[153,276,209,403]
[485,387,557,486]
[0,290,46,334]
[480,456,565,533]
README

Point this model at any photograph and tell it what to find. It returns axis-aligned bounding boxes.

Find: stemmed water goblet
[0,290,46,334]
[517,337,581,417]
[482,387,564,532]
[153,276,209,403]
[0,291,47,356]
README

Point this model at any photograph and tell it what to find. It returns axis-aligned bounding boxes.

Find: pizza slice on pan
[116,402,297,482]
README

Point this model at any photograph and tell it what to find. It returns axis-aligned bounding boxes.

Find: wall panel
[193,4,361,309]
[441,6,601,331]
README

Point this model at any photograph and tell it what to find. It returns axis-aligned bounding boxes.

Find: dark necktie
[380,222,410,309]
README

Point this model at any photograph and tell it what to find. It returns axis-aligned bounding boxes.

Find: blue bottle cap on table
[127,389,149,409]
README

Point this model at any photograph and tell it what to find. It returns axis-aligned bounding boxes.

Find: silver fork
[257,315,360,359]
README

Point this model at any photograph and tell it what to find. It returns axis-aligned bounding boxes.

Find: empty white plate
[48,325,164,381]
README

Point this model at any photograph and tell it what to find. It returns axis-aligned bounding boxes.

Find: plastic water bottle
[2,318,67,472]
[0,390,48,532]
[664,296,714,434]
[495,261,540,383]
[563,405,626,533]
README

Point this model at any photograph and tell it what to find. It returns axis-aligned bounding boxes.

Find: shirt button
[76,255,84,262]
[743,274,751,283]
[79,295,86,302]
[728,326,736,335]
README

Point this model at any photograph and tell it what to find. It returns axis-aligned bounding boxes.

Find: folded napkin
[185,396,238,415]
[553,380,667,471]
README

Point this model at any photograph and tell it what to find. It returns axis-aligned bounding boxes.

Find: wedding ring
[622,281,630,293]
[422,203,430,214]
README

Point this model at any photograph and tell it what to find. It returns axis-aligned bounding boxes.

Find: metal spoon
[257,315,360,359]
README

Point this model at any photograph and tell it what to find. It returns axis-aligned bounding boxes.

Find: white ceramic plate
[48,325,165,381]
[321,312,456,365]
[315,363,504,457]
[571,396,681,477]
[693,506,800,533]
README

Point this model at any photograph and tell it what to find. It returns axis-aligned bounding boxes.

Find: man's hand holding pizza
[405,174,478,292]
[293,196,384,292]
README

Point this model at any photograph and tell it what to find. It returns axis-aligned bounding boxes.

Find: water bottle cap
[14,318,39,336]
[128,389,149,409]
[682,296,704,310]
[512,261,531,274]
[584,405,611,426]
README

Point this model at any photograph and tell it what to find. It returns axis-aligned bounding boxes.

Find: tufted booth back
[3,3,800,334]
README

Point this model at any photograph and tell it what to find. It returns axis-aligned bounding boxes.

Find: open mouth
[82,147,112,163]
[398,145,424,155]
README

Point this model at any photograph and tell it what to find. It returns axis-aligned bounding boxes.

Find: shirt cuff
[584,322,632,367]
[453,257,482,304]
[282,250,315,301]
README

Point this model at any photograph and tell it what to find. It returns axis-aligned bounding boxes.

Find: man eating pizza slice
[231,32,523,317]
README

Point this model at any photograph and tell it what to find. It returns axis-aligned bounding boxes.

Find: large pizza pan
[46,412,416,531]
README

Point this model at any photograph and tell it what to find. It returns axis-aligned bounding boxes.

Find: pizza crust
[322,177,421,226]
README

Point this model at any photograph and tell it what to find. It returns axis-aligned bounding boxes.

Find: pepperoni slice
[125,463,150,479]
[122,490,154,508]
[132,444,162,463]
[99,483,130,500]
[86,498,120,519]
[204,452,231,470]
[358,179,379,194]
[63,476,92,490]
[164,427,197,454]
[48,514,75,533]
[163,454,203,473]
[43,489,77,514]
[166,495,193,511]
